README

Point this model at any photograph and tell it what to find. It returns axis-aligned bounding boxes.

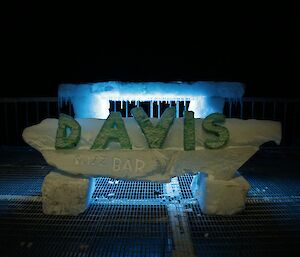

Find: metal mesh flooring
[177,174,194,199]
[185,198,300,257]
[0,200,172,257]
[0,166,50,196]
[0,147,299,257]
[92,177,164,201]
[176,172,300,200]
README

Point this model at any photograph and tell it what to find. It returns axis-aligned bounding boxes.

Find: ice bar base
[42,171,95,215]
[191,172,250,215]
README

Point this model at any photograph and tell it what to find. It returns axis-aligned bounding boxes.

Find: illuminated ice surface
[58,81,245,118]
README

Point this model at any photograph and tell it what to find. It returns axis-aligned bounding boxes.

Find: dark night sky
[1,3,299,98]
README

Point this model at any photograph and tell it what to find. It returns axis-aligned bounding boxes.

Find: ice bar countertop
[58,81,245,119]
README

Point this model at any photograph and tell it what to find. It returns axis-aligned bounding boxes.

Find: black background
[1,3,299,98]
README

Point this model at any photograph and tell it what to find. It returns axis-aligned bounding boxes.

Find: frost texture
[58,81,244,118]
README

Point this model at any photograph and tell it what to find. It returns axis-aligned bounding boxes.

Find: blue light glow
[58,81,244,119]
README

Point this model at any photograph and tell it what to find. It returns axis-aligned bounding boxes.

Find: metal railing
[1,97,299,146]
[223,97,300,146]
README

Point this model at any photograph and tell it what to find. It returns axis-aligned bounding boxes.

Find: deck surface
[0,146,299,257]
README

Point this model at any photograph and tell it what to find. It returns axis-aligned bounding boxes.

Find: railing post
[15,102,19,145]
[292,102,298,146]
[46,101,50,118]
[4,103,9,144]
[282,102,288,145]
[240,100,243,119]
[251,100,255,119]
[36,101,39,122]
[57,100,60,117]
[273,101,277,120]
[25,102,29,126]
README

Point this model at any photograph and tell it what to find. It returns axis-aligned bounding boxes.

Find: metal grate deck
[92,177,164,200]
[177,174,194,199]
[0,147,300,256]
[185,198,300,257]
[176,171,300,201]
[0,200,172,257]
[0,166,50,196]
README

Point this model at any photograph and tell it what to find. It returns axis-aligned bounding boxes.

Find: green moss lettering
[91,112,132,149]
[55,113,81,149]
[131,107,175,148]
[202,113,229,149]
[184,111,195,150]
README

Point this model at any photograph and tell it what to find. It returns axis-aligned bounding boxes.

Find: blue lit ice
[58,81,244,119]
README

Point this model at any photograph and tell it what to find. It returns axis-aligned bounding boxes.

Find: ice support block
[42,170,95,215]
[191,172,250,215]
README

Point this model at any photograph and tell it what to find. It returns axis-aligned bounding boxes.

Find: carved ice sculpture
[22,81,281,216]
[23,111,281,215]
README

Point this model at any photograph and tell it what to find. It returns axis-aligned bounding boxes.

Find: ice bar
[58,81,245,119]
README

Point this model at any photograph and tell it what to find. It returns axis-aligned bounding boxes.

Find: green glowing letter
[55,113,81,149]
[91,112,132,149]
[202,113,229,149]
[131,107,175,148]
[184,111,195,151]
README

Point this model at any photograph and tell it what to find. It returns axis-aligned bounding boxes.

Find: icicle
[158,101,161,119]
[176,101,179,118]
[126,101,129,118]
[150,100,154,118]
[58,81,244,119]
